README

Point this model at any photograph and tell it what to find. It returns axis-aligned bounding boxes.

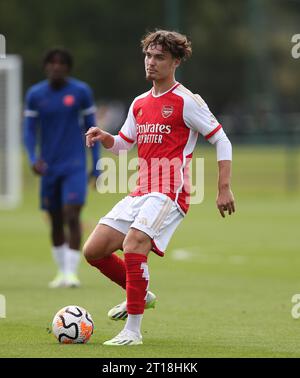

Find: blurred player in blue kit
[24,48,100,288]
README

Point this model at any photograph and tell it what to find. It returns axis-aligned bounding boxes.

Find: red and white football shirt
[117,83,223,214]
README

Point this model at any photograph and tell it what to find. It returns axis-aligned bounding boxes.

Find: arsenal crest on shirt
[161,105,174,118]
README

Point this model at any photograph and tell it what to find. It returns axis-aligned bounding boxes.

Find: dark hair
[141,29,192,61]
[43,47,73,69]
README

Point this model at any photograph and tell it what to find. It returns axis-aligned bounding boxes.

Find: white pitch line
[171,249,248,265]
[171,249,193,261]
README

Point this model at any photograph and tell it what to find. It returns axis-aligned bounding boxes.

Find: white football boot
[48,272,66,288]
[103,329,142,346]
[64,273,81,288]
[108,291,156,321]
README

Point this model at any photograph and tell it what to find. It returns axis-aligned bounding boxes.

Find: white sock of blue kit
[51,244,67,273]
[65,247,81,275]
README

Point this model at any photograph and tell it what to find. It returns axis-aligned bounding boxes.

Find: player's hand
[216,188,235,218]
[85,127,106,148]
[31,159,47,176]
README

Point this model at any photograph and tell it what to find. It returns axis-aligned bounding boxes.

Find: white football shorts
[99,192,184,256]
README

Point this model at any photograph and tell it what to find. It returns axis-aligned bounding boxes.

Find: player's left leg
[103,228,151,346]
[63,204,82,287]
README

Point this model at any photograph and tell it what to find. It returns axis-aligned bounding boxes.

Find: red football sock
[88,253,126,289]
[124,253,149,315]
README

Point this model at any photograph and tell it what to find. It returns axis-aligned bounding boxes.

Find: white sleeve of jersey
[107,135,135,155]
[106,101,137,155]
[180,89,232,160]
[118,101,137,143]
[215,135,232,161]
[182,93,223,143]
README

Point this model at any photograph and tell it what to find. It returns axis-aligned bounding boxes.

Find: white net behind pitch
[0,55,22,209]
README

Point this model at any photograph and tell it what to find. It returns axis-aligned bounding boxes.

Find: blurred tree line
[1,0,300,124]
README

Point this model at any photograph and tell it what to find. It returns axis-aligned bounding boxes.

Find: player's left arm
[211,129,235,218]
[81,84,100,179]
[216,159,235,218]
[183,94,235,217]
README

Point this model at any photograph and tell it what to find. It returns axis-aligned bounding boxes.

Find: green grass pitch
[0,146,299,357]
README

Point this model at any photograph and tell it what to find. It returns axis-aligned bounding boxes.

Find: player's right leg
[84,210,157,321]
[41,173,68,288]
[47,209,67,288]
[83,224,127,288]
[107,291,157,321]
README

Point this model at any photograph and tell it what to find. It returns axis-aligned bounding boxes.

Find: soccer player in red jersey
[84,30,235,345]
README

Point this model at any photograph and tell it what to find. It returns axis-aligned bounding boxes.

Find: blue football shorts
[40,169,87,211]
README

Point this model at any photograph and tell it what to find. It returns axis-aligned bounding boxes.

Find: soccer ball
[52,305,94,344]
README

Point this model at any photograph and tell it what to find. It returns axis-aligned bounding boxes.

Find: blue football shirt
[24,77,98,174]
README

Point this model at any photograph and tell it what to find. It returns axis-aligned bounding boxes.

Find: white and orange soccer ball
[52,305,94,344]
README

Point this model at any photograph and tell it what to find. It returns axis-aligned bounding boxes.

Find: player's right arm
[86,100,137,154]
[85,127,114,148]
[23,89,47,175]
